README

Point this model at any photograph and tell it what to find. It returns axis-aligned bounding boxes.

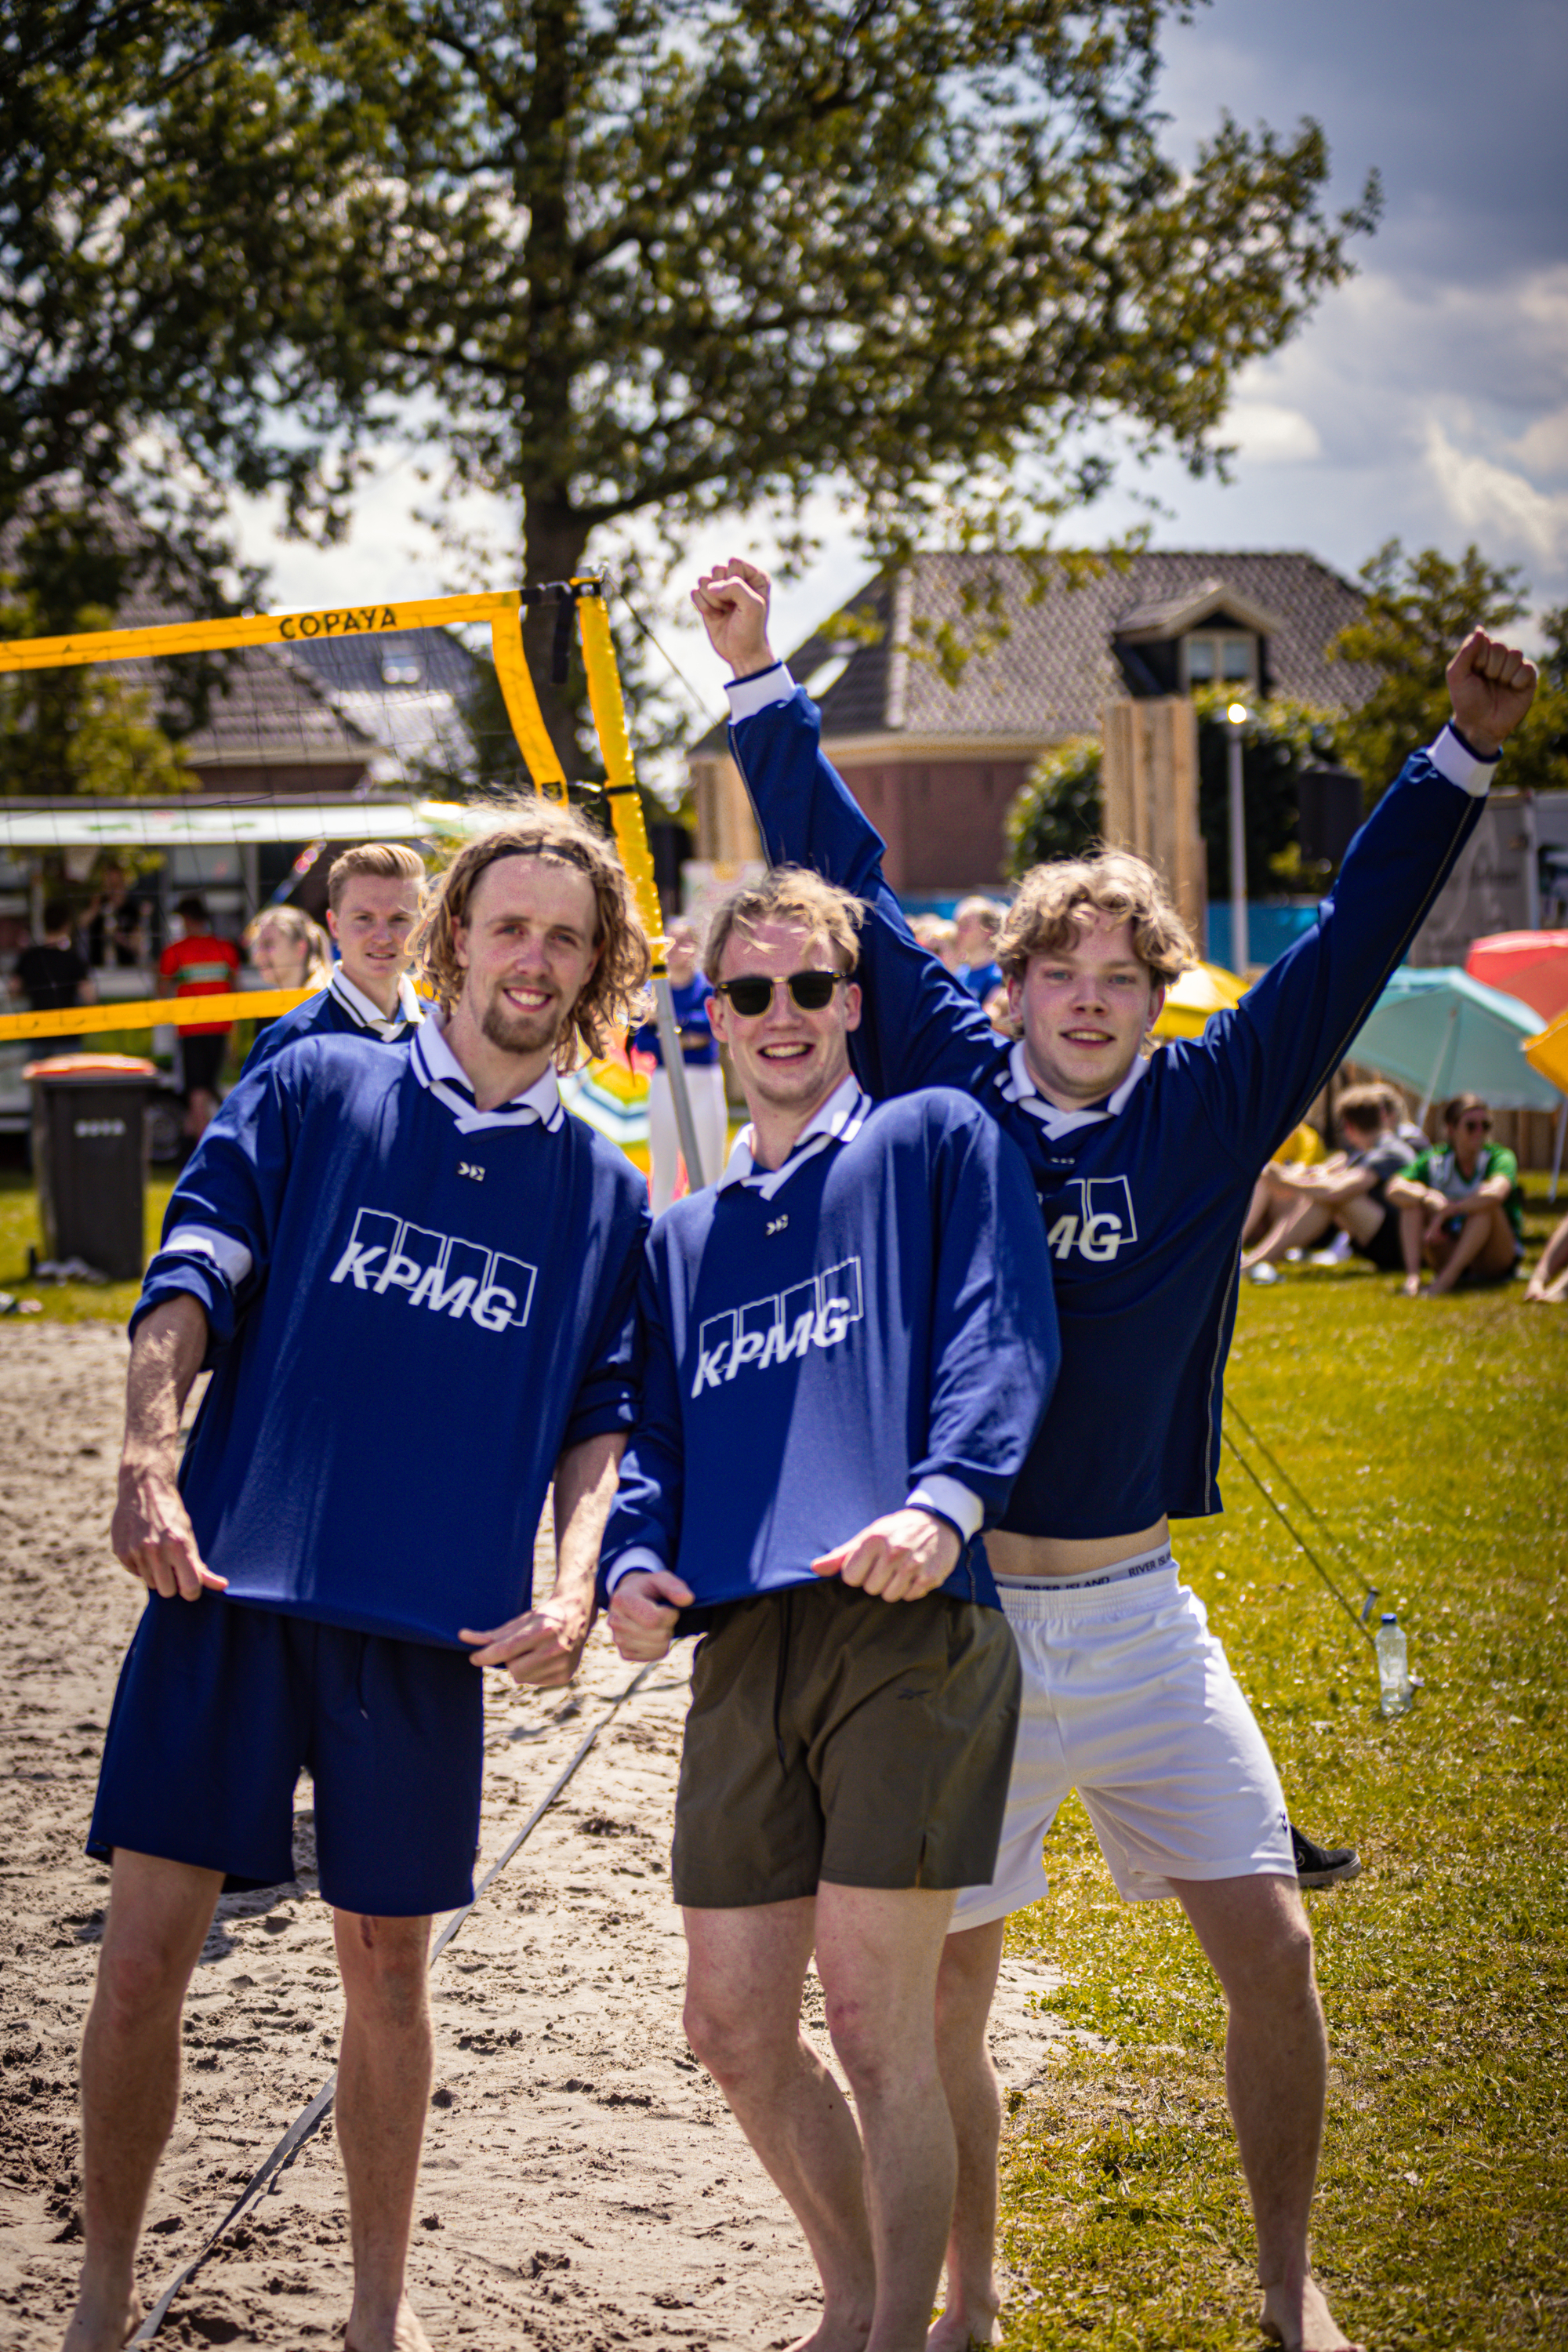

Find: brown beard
[478,983,571,1058]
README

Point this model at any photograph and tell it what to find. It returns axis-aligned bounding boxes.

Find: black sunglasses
[714,970,848,1018]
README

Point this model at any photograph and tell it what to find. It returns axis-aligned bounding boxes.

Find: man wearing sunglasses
[601,866,1058,2352]
[1386,1092,1524,1296]
[690,558,1537,2352]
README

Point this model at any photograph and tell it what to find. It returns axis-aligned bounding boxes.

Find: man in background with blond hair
[244,841,428,1073]
[67,801,650,2352]
[692,556,1538,2352]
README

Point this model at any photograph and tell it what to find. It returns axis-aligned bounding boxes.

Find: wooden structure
[1100,696,1206,947]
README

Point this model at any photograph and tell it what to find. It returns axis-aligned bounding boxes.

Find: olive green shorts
[672,1577,1022,1909]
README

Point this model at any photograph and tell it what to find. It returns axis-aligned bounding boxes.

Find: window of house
[1183,633,1256,691]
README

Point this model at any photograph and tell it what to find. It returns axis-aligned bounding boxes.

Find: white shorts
[950,1548,1294,1928]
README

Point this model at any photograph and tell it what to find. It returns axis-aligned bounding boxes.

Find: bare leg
[1427,1201,1516,1294]
[1177,1876,1362,2352]
[1241,1199,1333,1272]
[929,1919,1007,2350]
[64,1850,224,2352]
[813,1884,959,2352]
[684,1898,877,2352]
[1396,1202,1429,1295]
[333,1911,435,2352]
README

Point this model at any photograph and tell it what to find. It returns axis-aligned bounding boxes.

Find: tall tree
[1328,542,1568,799]
[9,2,1378,764]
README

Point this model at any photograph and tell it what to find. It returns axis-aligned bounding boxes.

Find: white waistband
[994,1544,1178,1620]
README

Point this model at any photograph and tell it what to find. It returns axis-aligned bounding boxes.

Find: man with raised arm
[601,867,1057,2352]
[67,803,651,2352]
[691,558,1537,2352]
[243,840,428,1073]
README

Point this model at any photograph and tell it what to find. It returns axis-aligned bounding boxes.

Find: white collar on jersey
[998,1037,1151,1138]
[410,1008,565,1136]
[717,1071,871,1202]
[329,964,425,1040]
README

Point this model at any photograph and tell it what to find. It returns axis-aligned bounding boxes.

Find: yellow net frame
[0,582,668,1045]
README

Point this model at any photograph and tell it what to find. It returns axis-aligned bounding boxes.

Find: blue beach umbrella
[1347,966,1563,1116]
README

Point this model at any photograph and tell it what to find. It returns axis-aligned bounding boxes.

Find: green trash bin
[26,1054,157,1283]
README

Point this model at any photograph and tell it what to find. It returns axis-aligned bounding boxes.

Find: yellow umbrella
[1151,959,1250,1040]
[1525,1005,1568,1094]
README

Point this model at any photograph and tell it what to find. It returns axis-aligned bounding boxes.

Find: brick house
[689,550,1371,894]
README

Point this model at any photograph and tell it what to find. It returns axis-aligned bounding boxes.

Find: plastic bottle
[1375,1613,1412,1717]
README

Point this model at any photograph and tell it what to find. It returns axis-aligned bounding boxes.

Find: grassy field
[1000,1187,1568,2350]
[2,1163,1565,2346]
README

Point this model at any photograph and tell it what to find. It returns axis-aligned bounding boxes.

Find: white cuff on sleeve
[905,1477,985,1544]
[162,1225,254,1287]
[726,664,797,723]
[1428,723,1500,800]
[604,1546,670,1597]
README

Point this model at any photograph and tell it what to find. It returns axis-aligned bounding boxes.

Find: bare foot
[60,2288,143,2351]
[1261,2274,1363,2352]
[1399,1273,1423,1298]
[783,2310,873,2352]
[927,2299,1002,2348]
[345,2294,434,2352]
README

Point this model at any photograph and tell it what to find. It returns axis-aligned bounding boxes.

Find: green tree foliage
[1328,541,1568,799]
[0,615,194,799]
[1005,735,1104,870]
[1005,691,1341,890]
[7,1,1378,765]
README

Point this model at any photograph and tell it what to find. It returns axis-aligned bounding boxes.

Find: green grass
[0,1165,178,1323]
[999,1187,1568,2350]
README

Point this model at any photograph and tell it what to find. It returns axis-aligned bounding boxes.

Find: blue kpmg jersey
[132,1027,649,1646]
[728,673,1496,1539]
[601,1084,1058,1620]
[242,968,425,1075]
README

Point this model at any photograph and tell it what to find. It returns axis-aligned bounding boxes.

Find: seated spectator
[1376,1080,1428,1154]
[10,896,97,1058]
[1385,1094,1524,1298]
[1525,1208,1568,1304]
[1240,1085,1414,1277]
[953,893,1005,1000]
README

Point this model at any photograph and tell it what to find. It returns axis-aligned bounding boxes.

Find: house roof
[696,549,1374,753]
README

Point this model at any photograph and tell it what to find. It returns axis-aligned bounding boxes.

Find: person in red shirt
[158,894,241,1140]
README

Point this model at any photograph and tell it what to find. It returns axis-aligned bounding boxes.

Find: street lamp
[1225,701,1248,973]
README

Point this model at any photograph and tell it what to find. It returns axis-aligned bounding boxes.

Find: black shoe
[1291,1824,1361,1887]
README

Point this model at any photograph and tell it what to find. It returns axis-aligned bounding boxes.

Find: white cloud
[1225,402,1322,464]
[1424,420,1568,568]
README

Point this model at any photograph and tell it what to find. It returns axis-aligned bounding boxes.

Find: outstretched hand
[811,1507,960,1603]
[606,1568,695,1663]
[1447,630,1537,755]
[691,558,775,677]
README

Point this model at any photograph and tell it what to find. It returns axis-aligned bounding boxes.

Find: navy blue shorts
[88,1595,483,1917]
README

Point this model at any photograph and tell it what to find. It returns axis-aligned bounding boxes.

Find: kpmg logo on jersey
[1045,1176,1138,1263]
[691,1258,863,1398]
[328,1206,537,1333]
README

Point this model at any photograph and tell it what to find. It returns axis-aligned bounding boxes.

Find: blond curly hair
[998,851,1194,987]
[412,800,651,1067]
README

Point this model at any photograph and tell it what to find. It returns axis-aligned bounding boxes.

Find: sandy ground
[0,1323,1073,2351]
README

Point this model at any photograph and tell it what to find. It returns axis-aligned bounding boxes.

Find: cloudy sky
[231,0,1568,727]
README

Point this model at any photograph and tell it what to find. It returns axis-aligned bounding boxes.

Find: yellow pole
[574,584,712,1185]
[488,608,568,802]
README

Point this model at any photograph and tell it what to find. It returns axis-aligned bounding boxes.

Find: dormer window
[1183,633,1256,691]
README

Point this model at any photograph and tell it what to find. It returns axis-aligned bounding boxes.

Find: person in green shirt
[1386,1093,1523,1297]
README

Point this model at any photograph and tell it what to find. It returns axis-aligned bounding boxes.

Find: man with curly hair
[691,559,1537,2352]
[67,803,652,2352]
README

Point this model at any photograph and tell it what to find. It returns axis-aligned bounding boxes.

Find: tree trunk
[519,496,593,779]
